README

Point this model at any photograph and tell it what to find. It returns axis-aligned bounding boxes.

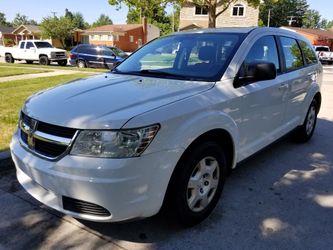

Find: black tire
[26,60,33,64]
[58,60,67,66]
[5,54,14,63]
[39,56,49,65]
[293,99,318,143]
[165,142,227,226]
[77,60,86,68]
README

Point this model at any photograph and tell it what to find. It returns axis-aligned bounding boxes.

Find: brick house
[282,27,333,50]
[82,18,160,52]
[179,1,259,30]
[0,26,15,46]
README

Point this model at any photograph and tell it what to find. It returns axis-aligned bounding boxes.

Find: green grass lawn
[0,73,88,152]
[0,67,51,77]
[0,62,109,73]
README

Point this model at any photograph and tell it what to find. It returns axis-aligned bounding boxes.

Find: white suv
[11,27,322,226]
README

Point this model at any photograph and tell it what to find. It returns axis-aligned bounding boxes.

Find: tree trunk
[208,3,217,28]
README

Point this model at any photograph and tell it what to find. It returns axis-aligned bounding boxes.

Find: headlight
[70,124,160,158]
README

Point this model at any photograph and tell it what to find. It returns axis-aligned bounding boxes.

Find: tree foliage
[260,0,308,27]
[40,16,75,48]
[92,14,113,27]
[65,8,89,29]
[125,0,173,35]
[302,9,321,29]
[0,12,10,26]
[11,13,38,27]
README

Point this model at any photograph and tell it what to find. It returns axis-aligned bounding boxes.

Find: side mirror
[234,61,277,88]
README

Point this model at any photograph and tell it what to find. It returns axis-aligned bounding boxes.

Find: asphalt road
[0,67,333,250]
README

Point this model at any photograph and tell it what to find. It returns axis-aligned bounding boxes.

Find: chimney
[142,17,148,44]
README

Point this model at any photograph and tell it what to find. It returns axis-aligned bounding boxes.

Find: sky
[0,0,332,24]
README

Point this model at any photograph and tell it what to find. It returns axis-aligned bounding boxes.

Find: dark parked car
[69,44,127,69]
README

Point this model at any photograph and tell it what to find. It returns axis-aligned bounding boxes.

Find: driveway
[0,68,333,250]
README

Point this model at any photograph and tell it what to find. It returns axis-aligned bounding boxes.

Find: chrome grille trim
[18,113,79,161]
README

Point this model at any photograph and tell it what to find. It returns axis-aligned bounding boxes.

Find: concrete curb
[0,150,11,161]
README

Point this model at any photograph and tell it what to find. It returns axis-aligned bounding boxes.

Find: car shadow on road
[76,117,333,249]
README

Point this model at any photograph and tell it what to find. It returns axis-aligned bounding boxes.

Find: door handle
[279,83,288,90]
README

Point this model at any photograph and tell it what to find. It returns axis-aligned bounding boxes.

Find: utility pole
[287,16,296,26]
[172,4,175,32]
[51,11,57,18]
[267,9,271,27]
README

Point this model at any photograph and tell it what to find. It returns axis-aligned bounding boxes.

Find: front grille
[62,196,111,217]
[19,112,78,159]
[35,140,68,158]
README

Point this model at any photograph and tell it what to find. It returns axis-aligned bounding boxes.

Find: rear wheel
[293,99,318,142]
[77,60,86,68]
[39,56,49,66]
[165,142,227,226]
[5,54,14,63]
[58,60,67,66]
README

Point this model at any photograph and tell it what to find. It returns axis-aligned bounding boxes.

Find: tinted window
[299,41,317,65]
[20,42,25,49]
[315,46,329,52]
[280,37,304,71]
[35,42,53,48]
[100,48,114,57]
[79,46,97,55]
[244,36,280,72]
[26,42,34,49]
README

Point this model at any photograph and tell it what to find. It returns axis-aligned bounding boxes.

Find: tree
[302,9,321,28]
[11,13,38,27]
[260,0,308,27]
[65,8,88,29]
[125,1,173,35]
[92,14,113,27]
[0,12,10,26]
[40,16,75,48]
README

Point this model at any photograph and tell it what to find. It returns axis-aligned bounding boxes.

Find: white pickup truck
[2,40,67,66]
[314,45,333,64]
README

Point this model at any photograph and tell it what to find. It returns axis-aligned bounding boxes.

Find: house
[179,1,259,30]
[0,26,15,46]
[81,18,160,52]
[282,27,333,50]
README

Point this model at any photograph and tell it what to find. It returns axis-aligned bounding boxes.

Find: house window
[195,5,208,15]
[129,35,134,43]
[232,4,245,16]
[108,35,112,41]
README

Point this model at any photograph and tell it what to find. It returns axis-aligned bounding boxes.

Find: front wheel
[5,54,14,63]
[39,56,49,66]
[165,142,227,226]
[293,99,318,143]
[57,60,67,66]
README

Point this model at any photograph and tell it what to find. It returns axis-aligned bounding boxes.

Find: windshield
[35,42,54,48]
[114,33,245,81]
[315,46,329,52]
[110,47,127,58]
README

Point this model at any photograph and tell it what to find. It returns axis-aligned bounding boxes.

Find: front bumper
[10,130,183,222]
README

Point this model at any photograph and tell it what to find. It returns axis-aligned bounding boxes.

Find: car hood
[23,73,215,129]
[39,48,66,53]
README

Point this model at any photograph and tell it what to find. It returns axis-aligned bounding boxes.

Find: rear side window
[244,36,280,72]
[299,41,317,65]
[79,46,97,55]
[280,37,304,71]
[20,42,25,49]
[26,42,34,49]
